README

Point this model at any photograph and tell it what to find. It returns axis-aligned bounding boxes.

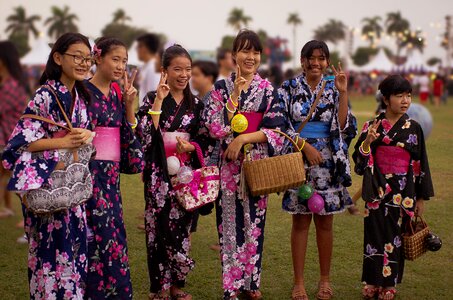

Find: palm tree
[227,8,252,32]
[313,19,346,46]
[45,5,79,39]
[6,6,41,39]
[385,11,410,60]
[287,12,302,67]
[361,16,383,48]
[401,29,425,54]
[112,9,131,24]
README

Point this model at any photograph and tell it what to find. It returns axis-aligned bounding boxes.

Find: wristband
[148,110,162,115]
[359,141,371,156]
[229,95,238,107]
[298,139,306,152]
[128,117,138,129]
[226,102,237,114]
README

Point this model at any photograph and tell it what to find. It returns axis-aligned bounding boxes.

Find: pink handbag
[171,142,220,211]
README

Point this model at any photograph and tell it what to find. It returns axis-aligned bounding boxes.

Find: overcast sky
[1,0,452,63]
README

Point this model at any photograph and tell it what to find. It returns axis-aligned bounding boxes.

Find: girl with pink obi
[353,75,434,300]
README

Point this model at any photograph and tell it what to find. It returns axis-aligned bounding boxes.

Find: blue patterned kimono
[279,74,357,214]
[84,80,143,299]
[2,79,90,299]
[203,73,288,299]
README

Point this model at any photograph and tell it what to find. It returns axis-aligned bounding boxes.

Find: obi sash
[241,112,263,134]
[299,121,330,139]
[375,146,410,174]
[92,127,120,162]
[163,132,190,158]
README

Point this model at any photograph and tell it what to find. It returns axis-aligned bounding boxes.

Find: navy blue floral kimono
[84,81,143,299]
[2,79,90,299]
[279,74,357,215]
[353,113,434,288]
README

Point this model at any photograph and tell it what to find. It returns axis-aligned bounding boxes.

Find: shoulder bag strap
[42,85,74,131]
[295,80,327,134]
[21,114,71,131]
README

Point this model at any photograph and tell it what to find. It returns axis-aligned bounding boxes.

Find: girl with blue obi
[278,40,357,300]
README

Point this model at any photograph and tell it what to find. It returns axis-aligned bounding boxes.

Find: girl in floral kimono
[278,40,357,300]
[203,30,288,300]
[135,45,209,300]
[353,75,434,300]
[2,33,94,299]
[83,37,143,299]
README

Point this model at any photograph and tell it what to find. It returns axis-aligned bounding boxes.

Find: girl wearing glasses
[2,33,93,299]
[83,37,143,299]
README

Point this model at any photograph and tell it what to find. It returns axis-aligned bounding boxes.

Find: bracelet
[298,139,306,152]
[359,141,371,156]
[148,109,162,115]
[226,102,237,114]
[128,117,138,129]
[229,95,238,107]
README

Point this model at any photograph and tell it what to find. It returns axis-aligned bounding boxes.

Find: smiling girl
[135,45,211,300]
[353,75,434,300]
[83,37,143,299]
[203,29,288,300]
[2,32,94,299]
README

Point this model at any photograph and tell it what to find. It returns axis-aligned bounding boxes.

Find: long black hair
[0,41,28,91]
[39,32,91,103]
[162,44,195,109]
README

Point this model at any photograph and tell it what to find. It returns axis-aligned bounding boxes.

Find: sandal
[362,285,378,299]
[149,292,171,300]
[244,290,263,300]
[292,285,309,300]
[316,281,333,300]
[378,288,396,300]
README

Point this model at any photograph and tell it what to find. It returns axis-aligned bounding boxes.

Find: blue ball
[407,103,433,139]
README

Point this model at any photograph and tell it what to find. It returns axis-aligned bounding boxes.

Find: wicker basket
[402,217,429,261]
[243,130,305,196]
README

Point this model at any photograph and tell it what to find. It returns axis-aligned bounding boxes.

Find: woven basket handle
[407,216,427,235]
[270,129,300,151]
[190,142,205,167]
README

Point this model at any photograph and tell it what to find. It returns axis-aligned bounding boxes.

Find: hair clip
[93,45,102,57]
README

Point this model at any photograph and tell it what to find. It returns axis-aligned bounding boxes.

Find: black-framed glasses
[64,53,94,66]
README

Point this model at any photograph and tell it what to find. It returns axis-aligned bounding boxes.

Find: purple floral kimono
[84,81,143,299]
[203,73,288,299]
[2,79,90,299]
[353,113,434,288]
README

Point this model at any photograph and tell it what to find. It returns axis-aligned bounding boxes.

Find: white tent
[357,49,395,72]
[22,36,51,65]
[401,51,439,73]
[127,42,142,66]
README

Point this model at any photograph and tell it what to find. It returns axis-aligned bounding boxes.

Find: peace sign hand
[364,119,381,148]
[232,65,247,100]
[155,71,170,103]
[331,62,348,93]
[123,69,138,107]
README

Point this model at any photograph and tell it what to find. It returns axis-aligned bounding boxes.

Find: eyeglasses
[64,53,94,66]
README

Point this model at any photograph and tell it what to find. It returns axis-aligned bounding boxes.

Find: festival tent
[401,51,439,73]
[356,49,395,72]
[21,36,52,65]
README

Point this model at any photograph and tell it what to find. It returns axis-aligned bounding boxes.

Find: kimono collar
[376,112,410,137]
[298,74,325,98]
[229,72,268,90]
[45,79,80,118]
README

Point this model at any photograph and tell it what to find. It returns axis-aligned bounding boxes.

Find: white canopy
[399,51,439,73]
[357,49,395,72]
[21,36,51,65]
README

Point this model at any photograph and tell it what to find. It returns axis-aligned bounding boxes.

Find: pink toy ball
[307,193,324,214]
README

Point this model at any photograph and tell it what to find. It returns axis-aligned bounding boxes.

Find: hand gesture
[233,65,247,99]
[123,69,138,107]
[156,71,170,102]
[331,62,347,93]
[176,136,195,154]
[364,119,381,148]
[302,142,323,166]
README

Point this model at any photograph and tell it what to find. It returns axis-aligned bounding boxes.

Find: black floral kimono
[135,92,210,294]
[353,112,434,288]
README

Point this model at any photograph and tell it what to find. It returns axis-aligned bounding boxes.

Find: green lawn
[1,96,452,299]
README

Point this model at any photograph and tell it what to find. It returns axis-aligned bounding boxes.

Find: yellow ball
[231,113,248,133]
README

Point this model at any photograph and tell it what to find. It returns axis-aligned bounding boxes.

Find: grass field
[1,96,452,299]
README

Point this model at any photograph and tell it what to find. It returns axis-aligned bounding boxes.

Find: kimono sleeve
[413,124,434,200]
[1,87,60,191]
[135,92,159,148]
[189,100,217,167]
[352,121,372,176]
[202,82,232,140]
[119,105,144,174]
[337,100,358,147]
[259,86,289,157]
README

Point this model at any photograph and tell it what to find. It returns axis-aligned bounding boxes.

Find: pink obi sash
[163,132,190,158]
[92,127,120,162]
[375,146,410,174]
[241,112,263,134]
